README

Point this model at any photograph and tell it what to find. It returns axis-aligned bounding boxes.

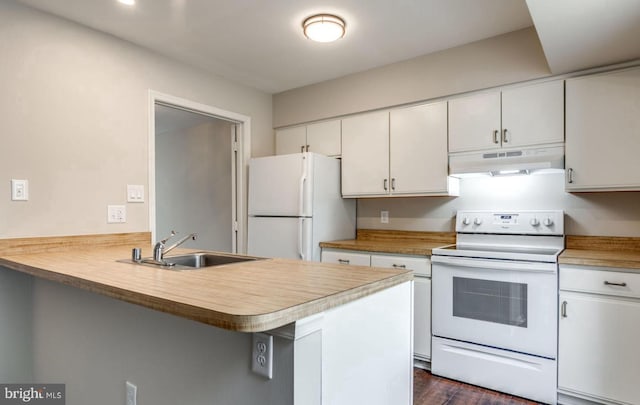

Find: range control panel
[456,210,564,235]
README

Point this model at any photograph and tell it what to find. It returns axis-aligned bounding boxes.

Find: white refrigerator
[247,152,356,261]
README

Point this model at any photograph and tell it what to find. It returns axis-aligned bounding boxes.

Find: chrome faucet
[153,230,197,263]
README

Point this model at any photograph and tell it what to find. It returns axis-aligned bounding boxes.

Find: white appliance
[449,144,564,176]
[247,153,356,261]
[431,210,564,405]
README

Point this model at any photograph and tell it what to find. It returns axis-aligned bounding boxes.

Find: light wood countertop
[560,235,640,271]
[319,229,456,256]
[0,233,412,333]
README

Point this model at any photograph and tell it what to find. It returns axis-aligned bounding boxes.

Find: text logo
[0,385,65,404]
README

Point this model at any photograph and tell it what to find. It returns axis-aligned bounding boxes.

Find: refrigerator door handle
[298,218,305,260]
[298,174,307,217]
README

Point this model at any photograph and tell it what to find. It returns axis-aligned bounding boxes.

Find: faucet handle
[159,230,176,244]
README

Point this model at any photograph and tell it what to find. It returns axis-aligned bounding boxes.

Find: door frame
[148,90,251,253]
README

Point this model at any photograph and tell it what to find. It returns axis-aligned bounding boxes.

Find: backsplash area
[357,173,640,236]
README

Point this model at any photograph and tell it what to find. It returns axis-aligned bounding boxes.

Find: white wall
[357,173,640,237]
[273,27,550,127]
[156,119,233,252]
[0,1,273,239]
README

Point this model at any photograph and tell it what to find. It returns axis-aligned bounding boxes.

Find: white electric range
[431,210,564,404]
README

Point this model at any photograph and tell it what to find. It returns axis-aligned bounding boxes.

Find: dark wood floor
[413,368,541,405]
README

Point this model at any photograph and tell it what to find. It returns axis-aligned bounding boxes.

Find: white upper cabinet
[449,80,564,153]
[565,67,640,191]
[341,111,390,197]
[275,126,306,155]
[390,102,450,195]
[449,91,501,152]
[501,80,564,148]
[275,119,341,156]
[341,102,455,198]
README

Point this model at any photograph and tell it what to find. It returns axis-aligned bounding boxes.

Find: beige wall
[273,27,550,127]
[0,1,273,238]
[357,174,640,237]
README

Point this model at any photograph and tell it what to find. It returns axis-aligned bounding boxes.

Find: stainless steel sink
[123,252,263,270]
[163,252,260,268]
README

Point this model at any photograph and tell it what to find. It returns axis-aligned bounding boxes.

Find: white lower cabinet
[558,265,640,405]
[321,248,431,362]
[320,250,371,266]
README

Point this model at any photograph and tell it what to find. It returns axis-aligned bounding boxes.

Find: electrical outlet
[126,381,137,405]
[252,332,273,379]
[107,205,126,223]
[11,179,29,201]
[380,210,389,224]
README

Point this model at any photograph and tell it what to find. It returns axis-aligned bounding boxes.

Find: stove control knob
[473,217,483,226]
[543,217,554,227]
[530,218,540,227]
[462,217,470,226]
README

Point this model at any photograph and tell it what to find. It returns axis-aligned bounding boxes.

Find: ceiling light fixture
[303,14,346,43]
[118,0,135,6]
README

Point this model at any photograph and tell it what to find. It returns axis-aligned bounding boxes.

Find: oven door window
[452,277,527,327]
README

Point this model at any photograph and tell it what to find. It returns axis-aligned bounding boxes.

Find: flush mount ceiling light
[118,0,135,5]
[303,14,346,43]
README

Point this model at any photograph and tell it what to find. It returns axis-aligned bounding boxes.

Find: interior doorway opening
[148,91,251,254]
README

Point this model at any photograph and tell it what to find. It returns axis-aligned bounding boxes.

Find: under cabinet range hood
[449,144,564,177]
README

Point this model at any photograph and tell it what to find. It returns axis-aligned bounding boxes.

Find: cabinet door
[306,120,341,156]
[341,111,390,197]
[321,250,371,266]
[390,102,448,195]
[501,80,564,148]
[413,277,431,361]
[371,254,431,360]
[565,68,640,191]
[448,91,501,153]
[275,126,306,155]
[558,292,640,404]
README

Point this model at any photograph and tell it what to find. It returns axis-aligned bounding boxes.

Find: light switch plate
[11,179,29,201]
[127,185,144,203]
[107,205,126,223]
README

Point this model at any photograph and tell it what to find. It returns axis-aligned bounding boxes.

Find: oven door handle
[431,255,557,273]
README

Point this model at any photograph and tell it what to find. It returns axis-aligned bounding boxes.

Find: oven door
[432,255,557,359]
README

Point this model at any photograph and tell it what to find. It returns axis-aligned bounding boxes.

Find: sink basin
[163,252,259,268]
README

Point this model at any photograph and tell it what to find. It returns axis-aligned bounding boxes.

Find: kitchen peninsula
[0,233,413,405]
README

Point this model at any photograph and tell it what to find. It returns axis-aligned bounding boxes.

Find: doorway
[148,91,251,254]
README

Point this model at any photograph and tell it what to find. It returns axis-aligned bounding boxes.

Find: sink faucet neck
[153,231,197,262]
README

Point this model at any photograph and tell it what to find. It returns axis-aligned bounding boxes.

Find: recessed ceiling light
[118,0,135,6]
[302,14,346,43]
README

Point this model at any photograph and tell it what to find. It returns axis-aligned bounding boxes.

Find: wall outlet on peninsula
[252,332,273,379]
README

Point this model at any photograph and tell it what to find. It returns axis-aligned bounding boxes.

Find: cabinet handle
[391,178,396,191]
[493,130,500,144]
[561,301,567,318]
[392,264,406,269]
[338,259,350,265]
[502,128,508,143]
[306,144,310,152]
[300,145,305,153]
[567,168,574,184]
[383,179,388,191]
[604,281,627,287]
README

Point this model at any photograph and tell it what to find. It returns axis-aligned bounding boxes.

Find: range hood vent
[449,144,564,176]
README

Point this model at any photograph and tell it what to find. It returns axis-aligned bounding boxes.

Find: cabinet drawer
[560,265,640,299]
[371,254,430,277]
[321,250,371,266]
